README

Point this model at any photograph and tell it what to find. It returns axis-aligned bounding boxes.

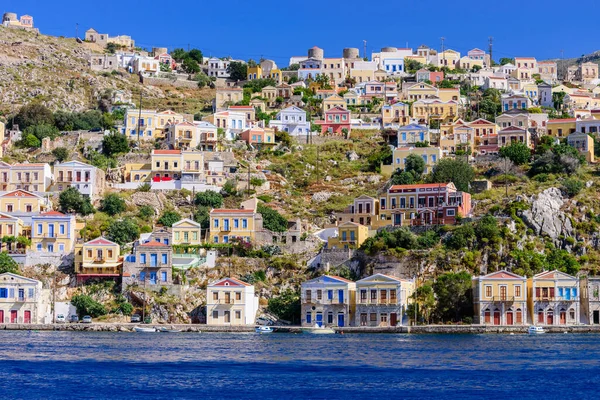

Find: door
[390,313,398,326]
[10,310,17,323]
[49,224,54,237]
[24,310,31,324]
[315,313,323,327]
[337,313,345,327]
[150,254,158,267]
[225,292,231,304]
[394,214,402,226]
[493,310,500,325]
[538,311,544,324]
[500,286,507,301]
[338,290,344,304]
[484,310,491,324]
[149,272,157,285]
[48,244,54,253]
[547,311,554,325]
[506,312,514,325]
[594,310,600,324]
[560,310,566,325]
[224,311,230,323]
[0,310,3,324]
[360,313,367,326]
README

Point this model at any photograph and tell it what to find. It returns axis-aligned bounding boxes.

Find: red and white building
[206,277,258,325]
[315,106,351,135]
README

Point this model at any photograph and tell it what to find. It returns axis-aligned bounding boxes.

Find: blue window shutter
[162,254,167,264]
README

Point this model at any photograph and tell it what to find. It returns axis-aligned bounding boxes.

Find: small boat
[158,326,182,333]
[302,325,336,335]
[528,326,545,334]
[133,326,156,333]
[255,326,274,334]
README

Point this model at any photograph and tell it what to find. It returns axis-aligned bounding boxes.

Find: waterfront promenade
[4,323,600,334]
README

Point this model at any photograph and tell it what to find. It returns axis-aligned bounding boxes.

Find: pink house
[316,106,351,135]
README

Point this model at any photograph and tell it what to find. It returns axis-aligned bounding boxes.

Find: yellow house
[0,190,49,214]
[214,88,244,110]
[567,132,595,162]
[435,49,461,69]
[209,209,263,244]
[458,56,484,70]
[412,99,458,125]
[125,163,152,183]
[546,119,577,138]
[166,121,199,150]
[350,68,375,84]
[528,270,580,326]
[473,270,528,326]
[382,103,410,126]
[404,54,427,65]
[123,109,188,140]
[261,86,277,105]
[269,68,283,84]
[440,118,498,155]
[9,163,52,192]
[151,150,183,180]
[172,218,202,245]
[382,146,443,175]
[322,94,346,113]
[437,88,460,102]
[247,65,263,80]
[0,213,25,252]
[74,237,122,282]
[327,221,369,249]
[404,82,438,101]
[31,211,76,254]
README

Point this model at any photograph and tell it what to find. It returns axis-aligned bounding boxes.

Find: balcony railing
[357,299,398,305]
[535,296,579,302]
[490,296,516,302]
[16,296,25,302]
[94,258,107,264]
[301,297,346,305]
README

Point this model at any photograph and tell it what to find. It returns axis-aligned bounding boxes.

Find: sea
[1,330,599,399]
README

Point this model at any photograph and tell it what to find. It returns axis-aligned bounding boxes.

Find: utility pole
[561,49,565,81]
[247,157,251,196]
[440,37,446,67]
[75,23,79,39]
[137,90,143,145]
[505,157,508,198]
[488,36,493,66]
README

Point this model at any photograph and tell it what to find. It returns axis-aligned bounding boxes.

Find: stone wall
[320,248,355,269]
[16,252,75,268]
[141,75,199,89]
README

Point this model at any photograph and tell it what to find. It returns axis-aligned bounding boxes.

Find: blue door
[306,312,312,324]
[338,290,344,303]
[150,254,157,267]
[150,272,157,285]
[337,314,345,327]
[565,288,571,300]
[49,224,54,237]
[316,313,323,327]
[394,214,402,226]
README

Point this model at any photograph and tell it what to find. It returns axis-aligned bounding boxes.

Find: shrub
[137,183,151,192]
[195,190,223,208]
[157,210,181,227]
[100,193,126,216]
[71,294,107,318]
[138,205,155,221]
[258,204,287,233]
[562,178,583,197]
[52,147,70,162]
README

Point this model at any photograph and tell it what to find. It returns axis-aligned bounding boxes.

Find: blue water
[0,331,599,399]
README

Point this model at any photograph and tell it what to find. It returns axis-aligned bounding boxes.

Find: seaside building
[528,270,580,326]
[74,237,123,284]
[0,272,47,324]
[301,275,356,328]
[354,274,414,327]
[206,277,258,325]
[473,270,528,326]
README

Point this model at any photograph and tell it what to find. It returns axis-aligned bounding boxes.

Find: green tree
[52,147,70,162]
[437,80,455,89]
[102,133,129,156]
[107,218,140,246]
[188,49,203,64]
[474,215,501,246]
[499,58,515,65]
[243,78,277,93]
[170,48,187,62]
[70,294,107,318]
[546,247,580,275]
[407,284,436,324]
[194,206,210,229]
[227,61,248,81]
[257,203,287,233]
[17,133,41,148]
[100,193,126,216]
[390,170,415,185]
[13,102,54,129]
[59,187,95,215]
[0,252,18,274]
[444,224,476,250]
[194,72,212,88]
[194,190,224,208]
[267,289,301,324]
[562,178,584,197]
[157,210,181,227]
[138,205,155,221]
[405,153,426,178]
[499,142,531,165]
[430,158,474,192]
[433,271,473,322]
[182,57,200,74]
[24,124,60,142]
[314,73,332,89]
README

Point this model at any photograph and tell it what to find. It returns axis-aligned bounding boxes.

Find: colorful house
[123,109,188,140]
[473,270,528,326]
[355,274,414,327]
[528,270,580,326]
[0,190,49,215]
[206,277,259,325]
[31,211,76,254]
[0,273,46,324]
[498,126,531,148]
[268,106,311,136]
[301,275,356,328]
[240,127,275,147]
[322,94,346,114]
[172,218,202,246]
[378,182,472,227]
[386,146,442,175]
[381,103,410,126]
[333,195,386,229]
[316,106,351,135]
[327,221,369,249]
[209,208,263,244]
[9,163,52,192]
[52,160,105,200]
[397,124,429,146]
[124,240,172,285]
[0,213,25,252]
[567,132,594,163]
[411,99,458,125]
[74,237,123,283]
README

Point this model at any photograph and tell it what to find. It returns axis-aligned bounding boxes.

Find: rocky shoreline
[3,323,600,334]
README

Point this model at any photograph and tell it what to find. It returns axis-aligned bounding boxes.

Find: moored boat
[302,325,336,334]
[158,326,182,333]
[255,326,274,334]
[528,326,545,334]
[133,326,157,333]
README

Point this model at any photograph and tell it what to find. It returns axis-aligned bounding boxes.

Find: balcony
[93,258,107,264]
[491,296,515,302]
[40,233,57,238]
[217,298,235,305]
[16,296,25,302]
[357,299,398,305]
[535,296,579,302]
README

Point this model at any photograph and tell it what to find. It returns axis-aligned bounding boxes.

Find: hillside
[0,26,214,115]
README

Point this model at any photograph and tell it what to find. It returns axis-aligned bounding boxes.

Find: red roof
[2,190,38,198]
[211,209,255,213]
[389,183,449,190]
[86,237,117,246]
[212,277,251,287]
[40,211,66,217]
[139,241,168,247]
[548,118,576,123]
[153,150,181,155]
[12,163,46,168]
[328,275,354,283]
[228,106,253,109]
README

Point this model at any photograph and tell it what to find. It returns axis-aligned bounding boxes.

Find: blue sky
[5,0,600,66]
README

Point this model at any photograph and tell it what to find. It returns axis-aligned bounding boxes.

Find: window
[234,219,239,228]
[37,244,42,251]
[242,219,248,229]
[212,310,218,319]
[515,285,521,297]
[161,254,167,264]
[175,232,180,240]
[140,254,146,264]
[317,290,322,300]
[213,219,219,228]
[0,288,6,298]
[235,311,241,319]
[161,271,167,282]
[59,244,64,252]
[59,225,65,235]
[305,290,312,301]
[213,236,218,243]
[213,292,218,300]
[235,292,241,301]
[446,209,456,216]
[37,224,42,235]
[485,285,492,298]
[87,250,92,258]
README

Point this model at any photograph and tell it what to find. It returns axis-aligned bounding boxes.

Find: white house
[206,277,258,325]
[0,272,48,324]
[301,275,355,327]
[354,274,414,327]
[207,57,230,78]
[52,160,106,201]
[269,106,311,136]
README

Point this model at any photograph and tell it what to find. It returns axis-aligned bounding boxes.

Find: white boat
[133,326,156,333]
[302,325,336,335]
[255,326,274,334]
[528,326,545,334]
[158,327,182,333]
